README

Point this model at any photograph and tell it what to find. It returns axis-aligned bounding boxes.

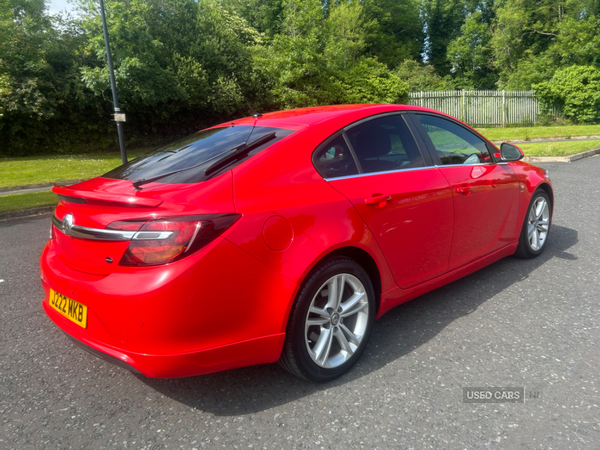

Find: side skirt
[376,242,519,318]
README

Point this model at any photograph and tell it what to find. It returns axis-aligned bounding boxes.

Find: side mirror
[500,142,524,161]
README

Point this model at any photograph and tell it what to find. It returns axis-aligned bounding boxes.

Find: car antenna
[244,95,262,119]
[231,75,262,119]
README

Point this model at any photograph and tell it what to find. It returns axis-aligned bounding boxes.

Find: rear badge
[63,213,74,235]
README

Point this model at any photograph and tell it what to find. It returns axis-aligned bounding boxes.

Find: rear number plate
[49,289,88,328]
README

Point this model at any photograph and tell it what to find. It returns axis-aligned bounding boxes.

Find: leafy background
[1,0,600,156]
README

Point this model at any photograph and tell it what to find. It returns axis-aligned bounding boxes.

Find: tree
[221,0,284,37]
[77,0,262,130]
[0,0,55,127]
[1,0,109,154]
[534,65,600,123]
[251,0,327,108]
[79,0,187,115]
[492,0,600,88]
[551,15,600,67]
[252,0,408,108]
[363,0,424,68]
[396,60,456,91]
[492,0,565,84]
[447,11,498,88]
[423,0,468,75]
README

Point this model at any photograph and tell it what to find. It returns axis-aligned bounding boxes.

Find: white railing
[407,90,557,127]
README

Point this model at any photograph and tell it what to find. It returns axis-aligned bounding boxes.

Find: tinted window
[103,126,294,184]
[417,115,491,165]
[313,133,359,179]
[346,115,424,174]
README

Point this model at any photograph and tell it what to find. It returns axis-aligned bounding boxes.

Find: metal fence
[407,90,557,127]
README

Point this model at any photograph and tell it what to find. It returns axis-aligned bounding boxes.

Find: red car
[41,105,553,382]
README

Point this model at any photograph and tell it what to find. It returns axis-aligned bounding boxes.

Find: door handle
[456,186,471,195]
[365,194,392,206]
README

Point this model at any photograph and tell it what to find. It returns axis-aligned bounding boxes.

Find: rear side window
[103,126,294,184]
[313,133,359,179]
[345,115,424,174]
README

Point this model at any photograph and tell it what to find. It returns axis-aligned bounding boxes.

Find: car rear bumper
[40,237,296,378]
[45,304,285,378]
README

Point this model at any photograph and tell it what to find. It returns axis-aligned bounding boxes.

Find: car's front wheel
[515,189,552,258]
[280,257,375,382]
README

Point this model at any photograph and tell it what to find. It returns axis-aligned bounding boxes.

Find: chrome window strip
[435,162,508,168]
[324,162,509,181]
[325,165,434,181]
[52,215,172,241]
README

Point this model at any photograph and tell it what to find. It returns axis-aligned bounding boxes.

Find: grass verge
[518,140,600,157]
[0,191,58,214]
[476,124,600,141]
[0,149,149,189]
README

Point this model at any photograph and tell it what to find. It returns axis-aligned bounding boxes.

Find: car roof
[212,104,438,131]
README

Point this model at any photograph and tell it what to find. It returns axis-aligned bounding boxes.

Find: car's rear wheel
[279,257,375,382]
[515,189,551,258]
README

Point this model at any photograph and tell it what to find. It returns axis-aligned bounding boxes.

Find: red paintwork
[436,164,520,270]
[328,168,454,289]
[40,104,553,378]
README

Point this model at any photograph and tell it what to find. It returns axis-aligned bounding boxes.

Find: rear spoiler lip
[52,185,164,208]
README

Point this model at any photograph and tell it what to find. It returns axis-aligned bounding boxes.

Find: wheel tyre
[279,257,376,382]
[515,189,552,259]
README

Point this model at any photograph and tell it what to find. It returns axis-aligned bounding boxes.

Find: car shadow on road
[140,224,578,416]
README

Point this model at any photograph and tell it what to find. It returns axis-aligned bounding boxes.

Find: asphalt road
[1,157,599,450]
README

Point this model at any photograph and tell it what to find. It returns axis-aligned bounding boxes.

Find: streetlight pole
[99,0,127,164]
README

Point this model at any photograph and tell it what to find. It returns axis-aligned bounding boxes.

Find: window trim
[408,112,500,167]
[324,165,437,181]
[311,112,433,180]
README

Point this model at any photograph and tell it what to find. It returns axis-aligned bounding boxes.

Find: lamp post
[99,0,127,164]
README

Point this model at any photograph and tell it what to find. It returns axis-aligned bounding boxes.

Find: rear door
[410,113,520,270]
[318,113,454,289]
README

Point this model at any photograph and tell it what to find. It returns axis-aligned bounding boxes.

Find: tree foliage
[446,11,497,89]
[252,0,408,108]
[396,60,456,91]
[363,0,424,67]
[2,0,600,155]
[534,65,600,123]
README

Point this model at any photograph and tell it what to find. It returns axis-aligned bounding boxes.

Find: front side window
[416,115,491,165]
[345,114,424,174]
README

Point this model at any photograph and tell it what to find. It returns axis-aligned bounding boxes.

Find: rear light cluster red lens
[107,214,240,266]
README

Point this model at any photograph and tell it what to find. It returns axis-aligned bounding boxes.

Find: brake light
[106,220,145,231]
[108,214,240,266]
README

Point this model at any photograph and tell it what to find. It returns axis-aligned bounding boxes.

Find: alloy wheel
[304,273,369,369]
[528,196,550,251]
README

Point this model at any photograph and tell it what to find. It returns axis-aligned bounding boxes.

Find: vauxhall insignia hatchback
[41,104,553,382]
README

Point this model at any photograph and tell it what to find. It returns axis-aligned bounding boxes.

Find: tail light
[107,214,240,266]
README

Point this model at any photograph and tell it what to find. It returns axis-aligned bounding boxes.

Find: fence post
[462,90,466,122]
[502,90,506,127]
[420,91,424,107]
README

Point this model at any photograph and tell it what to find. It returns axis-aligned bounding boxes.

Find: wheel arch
[536,182,554,209]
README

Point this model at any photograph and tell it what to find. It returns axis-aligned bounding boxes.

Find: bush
[396,60,455,92]
[533,65,600,124]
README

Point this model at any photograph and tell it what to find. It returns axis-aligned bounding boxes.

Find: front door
[411,113,520,270]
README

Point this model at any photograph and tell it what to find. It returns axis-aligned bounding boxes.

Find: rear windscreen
[103,126,294,184]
